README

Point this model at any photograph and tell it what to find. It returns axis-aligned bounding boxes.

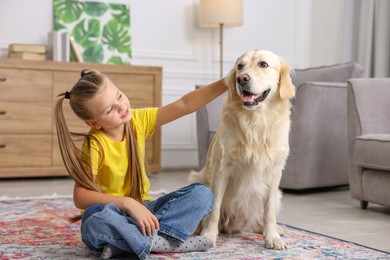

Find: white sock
[151,234,214,253]
[100,244,126,259]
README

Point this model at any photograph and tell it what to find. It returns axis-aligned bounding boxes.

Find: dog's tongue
[241,94,261,103]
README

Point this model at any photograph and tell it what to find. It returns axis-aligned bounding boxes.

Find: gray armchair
[280,62,364,190]
[196,62,364,191]
[347,78,390,209]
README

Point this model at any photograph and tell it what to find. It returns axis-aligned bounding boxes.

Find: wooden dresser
[0,59,162,178]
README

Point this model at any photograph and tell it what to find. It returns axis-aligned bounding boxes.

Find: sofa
[347,78,390,209]
[196,62,364,191]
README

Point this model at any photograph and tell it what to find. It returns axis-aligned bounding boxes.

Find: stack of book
[8,44,47,61]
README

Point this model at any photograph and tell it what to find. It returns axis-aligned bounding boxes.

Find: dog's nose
[237,74,251,85]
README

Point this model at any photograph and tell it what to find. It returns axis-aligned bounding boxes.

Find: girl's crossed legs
[81,183,214,259]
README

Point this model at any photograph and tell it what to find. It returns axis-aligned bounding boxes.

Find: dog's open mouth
[241,89,271,107]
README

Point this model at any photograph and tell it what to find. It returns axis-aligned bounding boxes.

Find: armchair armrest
[196,86,226,169]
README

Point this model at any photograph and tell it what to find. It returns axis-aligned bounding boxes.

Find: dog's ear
[278,57,296,99]
[224,67,237,102]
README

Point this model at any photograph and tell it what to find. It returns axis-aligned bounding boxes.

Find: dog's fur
[189,50,295,250]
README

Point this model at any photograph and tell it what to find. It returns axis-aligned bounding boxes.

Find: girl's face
[85,79,132,133]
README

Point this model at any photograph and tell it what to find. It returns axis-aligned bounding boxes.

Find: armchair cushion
[354,134,390,171]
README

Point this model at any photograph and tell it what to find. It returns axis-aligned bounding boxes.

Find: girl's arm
[73,183,159,236]
[156,79,227,127]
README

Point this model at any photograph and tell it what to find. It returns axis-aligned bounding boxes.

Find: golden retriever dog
[189,49,295,250]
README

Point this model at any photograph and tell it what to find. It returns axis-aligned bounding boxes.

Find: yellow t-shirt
[84,108,158,201]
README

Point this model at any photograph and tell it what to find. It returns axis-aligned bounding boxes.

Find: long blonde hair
[54,69,144,217]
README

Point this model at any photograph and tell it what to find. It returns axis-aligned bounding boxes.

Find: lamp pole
[198,0,243,79]
[219,23,224,79]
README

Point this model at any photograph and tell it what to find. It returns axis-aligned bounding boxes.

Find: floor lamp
[199,0,243,79]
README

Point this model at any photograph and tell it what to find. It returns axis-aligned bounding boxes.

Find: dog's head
[225,50,295,110]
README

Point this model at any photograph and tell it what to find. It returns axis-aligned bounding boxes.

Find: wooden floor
[1,170,389,252]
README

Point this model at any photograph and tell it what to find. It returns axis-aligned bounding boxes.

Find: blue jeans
[80,183,214,260]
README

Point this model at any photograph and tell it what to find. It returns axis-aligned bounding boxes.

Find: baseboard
[161,149,198,169]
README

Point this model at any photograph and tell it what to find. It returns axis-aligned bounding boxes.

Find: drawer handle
[0,77,6,82]
[0,144,6,149]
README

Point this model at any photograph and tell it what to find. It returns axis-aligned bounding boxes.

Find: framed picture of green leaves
[53,0,131,64]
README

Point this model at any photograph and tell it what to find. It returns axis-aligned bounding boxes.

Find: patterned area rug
[1,194,389,260]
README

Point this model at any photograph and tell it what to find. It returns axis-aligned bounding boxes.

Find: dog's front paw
[201,230,218,246]
[264,235,287,250]
[277,224,285,236]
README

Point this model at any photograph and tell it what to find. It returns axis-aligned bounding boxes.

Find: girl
[54,69,227,259]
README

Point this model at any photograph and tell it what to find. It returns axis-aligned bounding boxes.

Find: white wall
[1,0,346,170]
[310,0,347,67]
[129,0,312,169]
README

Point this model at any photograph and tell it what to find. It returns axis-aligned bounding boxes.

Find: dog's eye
[258,61,269,68]
[237,64,244,70]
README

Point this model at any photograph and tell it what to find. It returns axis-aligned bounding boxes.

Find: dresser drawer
[0,135,51,167]
[0,101,52,134]
[0,69,52,102]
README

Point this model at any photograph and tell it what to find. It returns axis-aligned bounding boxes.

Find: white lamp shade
[199,0,243,28]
